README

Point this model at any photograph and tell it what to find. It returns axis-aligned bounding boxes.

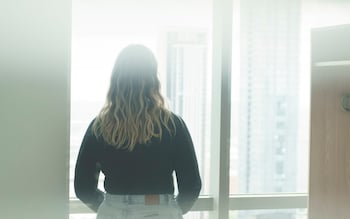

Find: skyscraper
[237,0,301,217]
[160,30,210,195]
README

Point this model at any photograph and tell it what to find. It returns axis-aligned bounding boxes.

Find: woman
[74,44,201,219]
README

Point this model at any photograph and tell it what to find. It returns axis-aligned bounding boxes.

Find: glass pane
[229,209,307,219]
[70,0,212,201]
[230,0,306,194]
[230,0,350,194]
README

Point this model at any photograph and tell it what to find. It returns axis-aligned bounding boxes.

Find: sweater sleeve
[74,120,104,212]
[173,117,202,214]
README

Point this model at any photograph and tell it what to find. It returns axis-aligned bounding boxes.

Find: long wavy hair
[92,44,175,151]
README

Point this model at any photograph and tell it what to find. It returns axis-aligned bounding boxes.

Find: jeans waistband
[104,194,175,206]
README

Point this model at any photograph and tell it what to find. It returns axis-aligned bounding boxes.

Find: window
[70,0,350,218]
[230,0,305,195]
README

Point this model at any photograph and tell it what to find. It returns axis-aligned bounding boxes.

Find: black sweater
[74,114,201,214]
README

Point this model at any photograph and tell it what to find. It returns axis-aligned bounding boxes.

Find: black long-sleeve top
[74,114,201,214]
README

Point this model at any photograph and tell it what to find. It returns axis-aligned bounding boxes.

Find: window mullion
[210,0,233,218]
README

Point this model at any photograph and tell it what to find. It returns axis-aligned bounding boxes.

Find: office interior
[1,0,349,219]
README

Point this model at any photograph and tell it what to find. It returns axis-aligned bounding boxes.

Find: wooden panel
[309,65,350,219]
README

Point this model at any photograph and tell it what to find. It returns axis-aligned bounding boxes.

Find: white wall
[0,1,71,219]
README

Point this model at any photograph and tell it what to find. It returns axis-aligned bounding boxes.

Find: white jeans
[97,194,183,219]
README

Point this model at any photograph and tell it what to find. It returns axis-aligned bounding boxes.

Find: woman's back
[74,45,201,218]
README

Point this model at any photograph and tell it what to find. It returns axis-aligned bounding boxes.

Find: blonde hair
[93,44,175,151]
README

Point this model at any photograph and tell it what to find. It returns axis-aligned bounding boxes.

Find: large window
[70,0,350,219]
[230,0,306,195]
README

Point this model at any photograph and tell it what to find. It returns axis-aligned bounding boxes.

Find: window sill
[69,193,308,214]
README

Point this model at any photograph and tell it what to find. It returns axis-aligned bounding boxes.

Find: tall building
[238,0,301,217]
[160,30,210,195]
